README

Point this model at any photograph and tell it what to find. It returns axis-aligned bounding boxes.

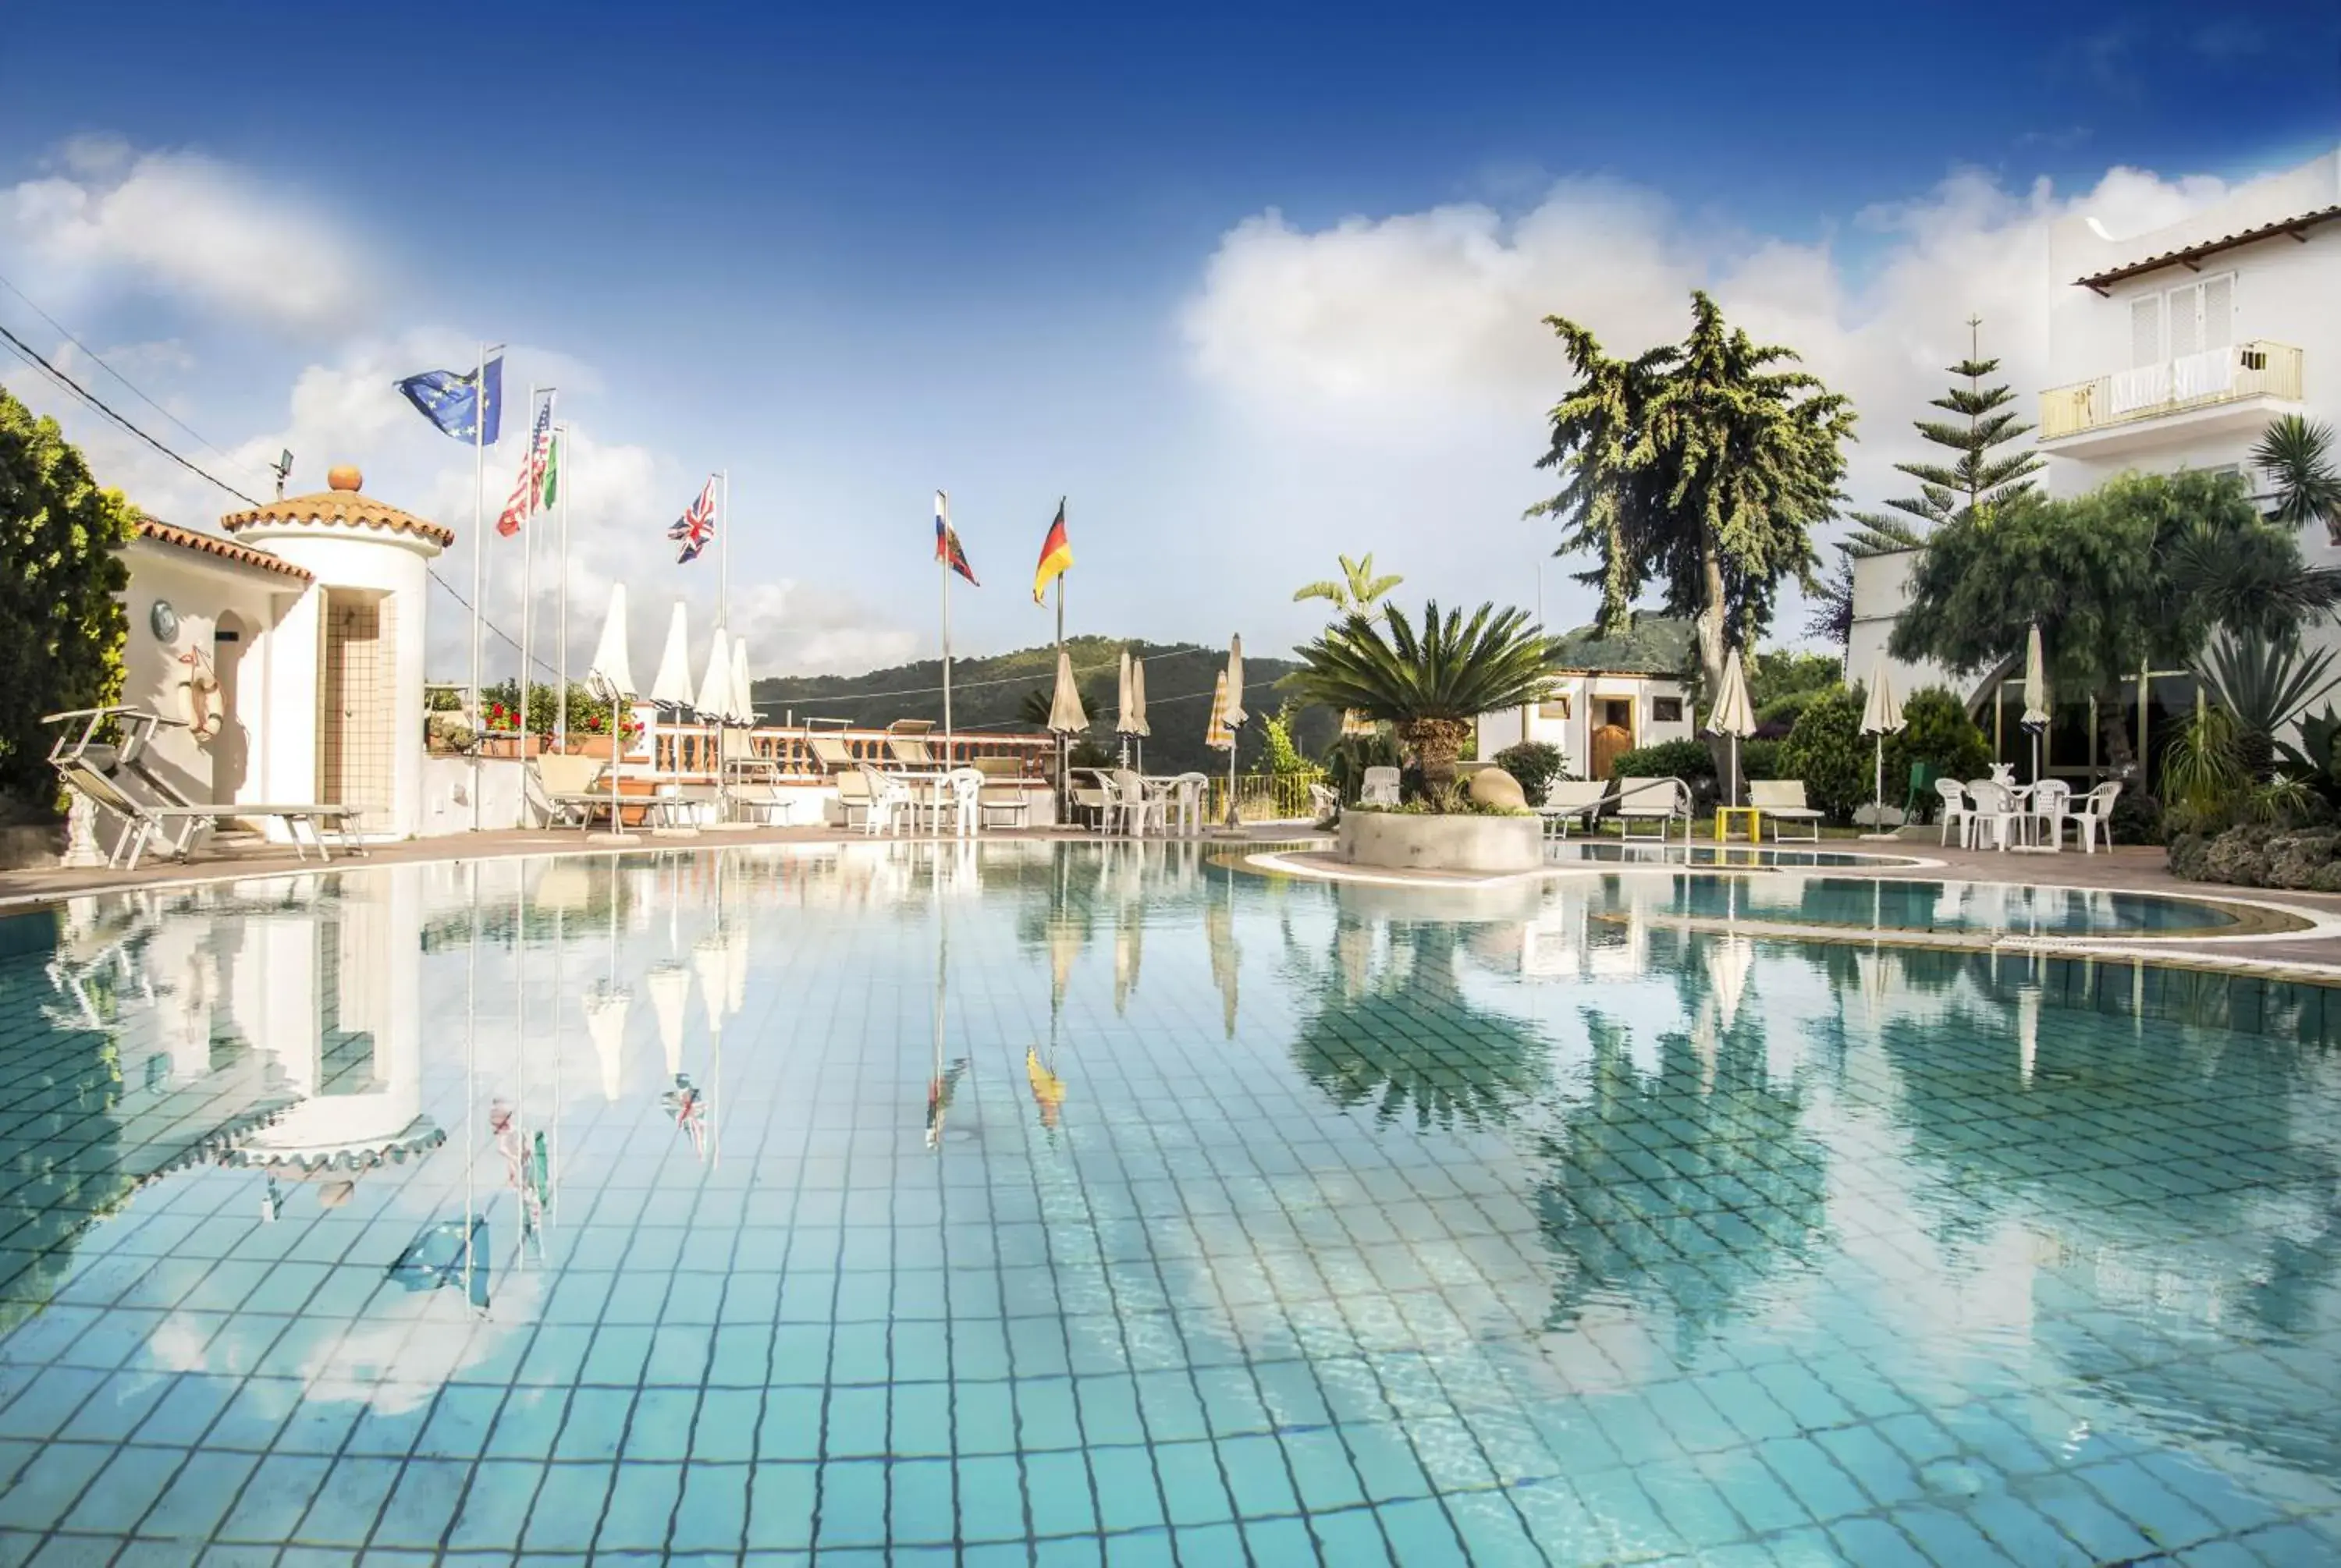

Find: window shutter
[2166,282,2202,359]
[2202,273,2235,349]
[2130,294,2162,367]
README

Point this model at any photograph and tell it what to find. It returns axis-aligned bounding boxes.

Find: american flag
[669,476,718,563]
[494,396,553,537]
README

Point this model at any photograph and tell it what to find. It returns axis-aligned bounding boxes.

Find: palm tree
[1292,600,1558,795]
[1293,552,1403,614]
[2256,414,2341,548]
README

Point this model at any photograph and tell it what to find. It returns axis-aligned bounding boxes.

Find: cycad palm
[1293,552,1404,614]
[1294,600,1558,793]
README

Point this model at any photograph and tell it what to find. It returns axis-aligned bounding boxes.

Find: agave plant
[2196,630,2341,779]
[1293,600,1559,796]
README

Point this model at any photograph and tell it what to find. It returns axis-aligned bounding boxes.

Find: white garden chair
[2067,781,2121,853]
[1359,767,1401,807]
[858,764,914,836]
[2025,779,2073,852]
[943,768,984,838]
[1934,778,1970,846]
[1963,779,2017,850]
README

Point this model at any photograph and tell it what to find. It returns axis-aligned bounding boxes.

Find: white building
[116,465,449,840]
[1849,146,2341,772]
[1476,615,1696,779]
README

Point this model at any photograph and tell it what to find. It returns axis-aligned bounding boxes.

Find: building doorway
[212,614,250,806]
[1590,697,1635,781]
[320,592,396,828]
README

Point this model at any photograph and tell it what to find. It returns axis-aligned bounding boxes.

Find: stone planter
[1337,811,1543,874]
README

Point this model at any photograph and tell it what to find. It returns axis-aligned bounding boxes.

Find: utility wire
[0,268,268,481]
[0,296,564,684]
[0,321,265,507]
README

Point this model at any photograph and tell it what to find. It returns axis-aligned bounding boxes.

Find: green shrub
[1491,741,1565,802]
[1780,686,1868,822]
[1882,687,1991,818]
[1757,686,1835,732]
[1608,738,1714,783]
[1739,738,1783,782]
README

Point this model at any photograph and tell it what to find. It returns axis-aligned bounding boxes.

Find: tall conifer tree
[1845,317,2041,556]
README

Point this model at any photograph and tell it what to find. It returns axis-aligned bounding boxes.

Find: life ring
[177,649,224,740]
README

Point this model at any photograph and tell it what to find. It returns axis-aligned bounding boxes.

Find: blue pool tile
[744,1462,815,1551]
[812,1460,886,1548]
[295,1456,403,1548]
[1023,1449,1096,1538]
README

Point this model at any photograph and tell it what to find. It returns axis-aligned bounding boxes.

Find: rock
[1468,767,1527,811]
[2266,831,2341,890]
[2201,826,2275,888]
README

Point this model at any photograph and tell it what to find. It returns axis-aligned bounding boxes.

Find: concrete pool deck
[7,822,2340,981]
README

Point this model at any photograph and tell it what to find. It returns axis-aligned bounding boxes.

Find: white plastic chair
[2068,781,2121,853]
[2026,779,2072,852]
[858,764,913,836]
[943,768,983,838]
[1359,767,1401,807]
[1964,779,2016,850]
[1934,779,1970,846]
[1168,772,1210,836]
[1110,768,1153,837]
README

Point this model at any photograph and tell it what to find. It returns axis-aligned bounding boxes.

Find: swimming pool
[1620,873,2254,936]
[1546,842,1917,871]
[2,843,2336,1564]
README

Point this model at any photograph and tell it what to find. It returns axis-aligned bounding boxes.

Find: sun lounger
[58,761,364,868]
[1749,779,1824,842]
[1535,779,1608,837]
[1614,777,1683,840]
[530,754,612,830]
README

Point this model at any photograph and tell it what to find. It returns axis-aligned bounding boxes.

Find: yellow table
[1714,806,1762,843]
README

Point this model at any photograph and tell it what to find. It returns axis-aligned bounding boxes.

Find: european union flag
[396,354,503,445]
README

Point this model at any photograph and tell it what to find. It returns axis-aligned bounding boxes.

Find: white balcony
[2037,340,2303,457]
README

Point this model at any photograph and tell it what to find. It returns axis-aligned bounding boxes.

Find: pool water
[1546,843,1903,871]
[1630,874,2247,935]
[1,844,2337,1565]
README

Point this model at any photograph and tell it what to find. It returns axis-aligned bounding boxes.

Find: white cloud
[1178,162,2233,639]
[1,141,370,330]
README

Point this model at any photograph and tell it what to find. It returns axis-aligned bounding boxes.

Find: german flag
[1032,498,1072,605]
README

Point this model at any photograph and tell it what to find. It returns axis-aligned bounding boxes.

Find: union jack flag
[669,476,718,563]
[494,396,553,537]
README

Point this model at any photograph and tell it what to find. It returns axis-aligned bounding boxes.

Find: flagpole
[470,342,487,833]
[717,470,730,826]
[1054,569,1067,824]
[556,424,570,750]
[940,496,954,753]
[520,384,541,771]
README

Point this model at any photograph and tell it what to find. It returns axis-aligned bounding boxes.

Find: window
[1652,697,1684,723]
[1538,696,1571,720]
[2131,271,2236,368]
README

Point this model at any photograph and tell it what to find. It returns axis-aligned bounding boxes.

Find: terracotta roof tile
[2076,204,2340,291]
[220,489,456,548]
[133,517,313,581]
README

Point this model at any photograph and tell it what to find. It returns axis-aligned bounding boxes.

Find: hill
[749,636,1337,775]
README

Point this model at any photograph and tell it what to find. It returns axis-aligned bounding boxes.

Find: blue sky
[2,1,2335,680]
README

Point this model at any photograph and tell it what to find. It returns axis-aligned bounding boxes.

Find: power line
[773,644,1229,708]
[0,320,265,508]
[0,297,563,683]
[0,269,265,481]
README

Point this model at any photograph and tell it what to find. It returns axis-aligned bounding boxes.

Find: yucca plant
[1294,600,1560,799]
[2160,695,2246,820]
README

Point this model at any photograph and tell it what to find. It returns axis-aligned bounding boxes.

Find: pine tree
[1844,317,2041,556]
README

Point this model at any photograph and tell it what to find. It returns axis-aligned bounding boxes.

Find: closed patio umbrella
[1220,635,1245,829]
[1859,653,1906,839]
[729,637,756,726]
[1127,654,1150,770]
[1116,647,1136,768]
[651,601,694,710]
[1206,669,1235,828]
[1046,646,1087,733]
[2021,623,2051,784]
[584,582,638,840]
[696,627,734,722]
[1707,648,1757,807]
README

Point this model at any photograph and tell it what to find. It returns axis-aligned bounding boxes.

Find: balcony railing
[2039,340,2302,441]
